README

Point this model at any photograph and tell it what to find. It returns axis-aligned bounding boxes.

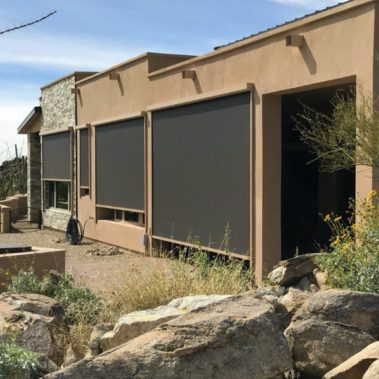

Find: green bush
[317,191,379,293]
[8,270,103,325]
[7,269,45,294]
[0,340,38,379]
[52,275,103,325]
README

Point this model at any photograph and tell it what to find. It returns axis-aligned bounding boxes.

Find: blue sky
[0,0,346,161]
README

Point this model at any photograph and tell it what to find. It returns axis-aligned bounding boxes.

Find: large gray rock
[17,318,58,359]
[363,360,379,379]
[285,318,375,379]
[278,288,311,329]
[0,292,62,318]
[294,289,379,338]
[0,292,62,363]
[323,341,379,379]
[268,253,322,286]
[44,296,293,379]
[88,323,114,357]
[100,295,231,352]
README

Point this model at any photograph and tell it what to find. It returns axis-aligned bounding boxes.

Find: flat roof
[17,106,41,134]
[75,52,196,86]
[40,71,97,90]
[148,0,372,78]
[214,0,354,50]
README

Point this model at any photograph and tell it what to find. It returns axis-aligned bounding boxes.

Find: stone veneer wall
[43,208,71,231]
[27,132,41,222]
[40,75,76,231]
[40,76,76,131]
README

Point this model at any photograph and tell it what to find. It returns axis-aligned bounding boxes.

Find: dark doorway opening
[281,84,355,260]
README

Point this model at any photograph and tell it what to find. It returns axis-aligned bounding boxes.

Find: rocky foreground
[0,253,378,379]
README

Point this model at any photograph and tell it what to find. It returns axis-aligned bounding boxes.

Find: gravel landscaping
[0,228,166,295]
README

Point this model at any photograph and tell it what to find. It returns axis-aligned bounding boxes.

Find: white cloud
[270,0,349,9]
[0,100,30,162]
[0,32,142,71]
[0,82,40,162]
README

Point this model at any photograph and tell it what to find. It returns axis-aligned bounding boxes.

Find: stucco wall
[75,0,377,279]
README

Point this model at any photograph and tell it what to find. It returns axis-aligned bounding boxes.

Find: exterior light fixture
[71,88,80,95]
[182,70,196,79]
[109,72,120,80]
[285,34,304,48]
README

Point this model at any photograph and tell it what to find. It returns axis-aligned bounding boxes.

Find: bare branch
[0,11,57,36]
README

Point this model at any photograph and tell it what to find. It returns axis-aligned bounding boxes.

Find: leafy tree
[294,90,379,172]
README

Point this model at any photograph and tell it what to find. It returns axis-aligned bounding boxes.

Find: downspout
[73,77,78,218]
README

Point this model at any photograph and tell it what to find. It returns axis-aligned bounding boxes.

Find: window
[46,181,70,210]
[113,209,143,225]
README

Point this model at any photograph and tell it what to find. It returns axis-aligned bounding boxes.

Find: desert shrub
[7,269,44,294]
[8,270,104,362]
[53,275,103,325]
[8,270,103,326]
[103,247,252,321]
[0,339,38,379]
[317,191,379,293]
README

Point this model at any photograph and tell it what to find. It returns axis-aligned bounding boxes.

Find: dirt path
[0,228,166,295]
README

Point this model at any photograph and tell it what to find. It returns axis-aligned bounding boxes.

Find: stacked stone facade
[27,132,41,223]
[40,75,76,231]
[40,76,76,131]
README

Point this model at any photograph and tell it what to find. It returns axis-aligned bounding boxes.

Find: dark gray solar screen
[152,92,250,255]
[80,129,89,187]
[42,132,71,180]
[96,118,145,211]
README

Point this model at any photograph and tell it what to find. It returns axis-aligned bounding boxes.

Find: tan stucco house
[19,0,379,280]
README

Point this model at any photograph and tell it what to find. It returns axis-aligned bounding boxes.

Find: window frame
[45,180,71,211]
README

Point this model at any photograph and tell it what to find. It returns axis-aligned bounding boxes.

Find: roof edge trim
[148,0,373,79]
[75,52,196,86]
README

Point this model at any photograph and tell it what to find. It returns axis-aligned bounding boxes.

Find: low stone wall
[43,208,71,231]
[0,194,27,233]
[0,247,65,292]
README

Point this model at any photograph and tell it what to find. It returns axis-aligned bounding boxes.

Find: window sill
[97,219,144,230]
[45,207,71,214]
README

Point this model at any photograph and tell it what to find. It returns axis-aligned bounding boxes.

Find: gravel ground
[0,228,166,295]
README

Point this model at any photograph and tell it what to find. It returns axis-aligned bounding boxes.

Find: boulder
[87,323,114,357]
[100,295,231,352]
[292,276,311,292]
[0,292,62,363]
[268,253,322,286]
[166,294,232,310]
[313,268,329,290]
[294,289,379,338]
[363,360,379,379]
[323,341,379,379]
[0,292,62,318]
[278,288,311,329]
[44,296,293,379]
[16,317,58,360]
[63,344,85,367]
[285,318,375,379]
[34,356,59,378]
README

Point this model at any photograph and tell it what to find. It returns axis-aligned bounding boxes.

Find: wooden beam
[182,70,196,80]
[285,34,304,48]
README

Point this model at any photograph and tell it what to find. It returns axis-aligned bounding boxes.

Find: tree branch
[0,11,57,36]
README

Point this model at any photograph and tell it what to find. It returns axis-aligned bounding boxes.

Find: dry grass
[5,247,253,362]
[101,249,252,322]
